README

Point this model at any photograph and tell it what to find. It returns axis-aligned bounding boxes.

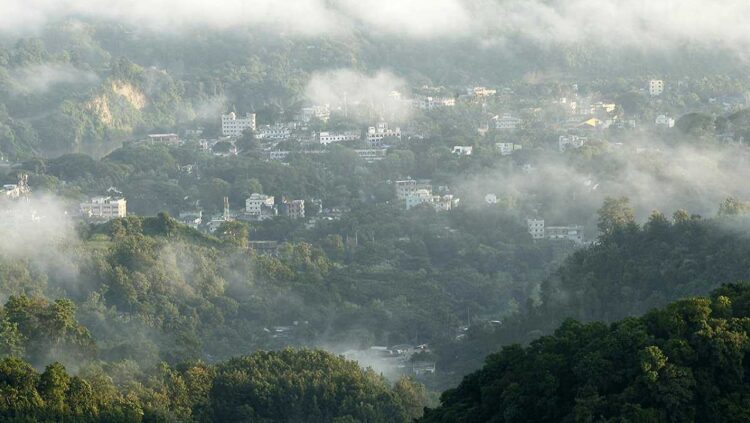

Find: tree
[217,220,249,248]
[597,196,635,235]
[718,197,750,216]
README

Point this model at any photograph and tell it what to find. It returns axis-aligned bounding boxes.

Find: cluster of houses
[395,179,458,211]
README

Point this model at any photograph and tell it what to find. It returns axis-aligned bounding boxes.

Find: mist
[305,69,412,123]
[455,140,750,232]
[2,0,749,56]
[0,195,79,300]
[8,63,99,95]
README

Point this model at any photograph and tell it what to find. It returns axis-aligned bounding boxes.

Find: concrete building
[471,87,497,98]
[146,133,180,145]
[80,196,127,220]
[496,142,521,156]
[280,199,305,219]
[649,80,664,97]
[245,193,275,218]
[405,189,433,210]
[395,179,431,200]
[433,194,458,211]
[319,131,361,145]
[452,146,473,156]
[494,113,522,130]
[354,149,388,162]
[178,211,203,229]
[527,219,545,240]
[655,114,675,128]
[256,124,292,140]
[366,122,401,145]
[1,174,30,200]
[546,225,584,243]
[413,96,456,111]
[559,135,587,152]
[221,112,256,137]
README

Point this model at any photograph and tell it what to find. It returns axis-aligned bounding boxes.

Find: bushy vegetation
[0,349,429,422]
[422,282,750,422]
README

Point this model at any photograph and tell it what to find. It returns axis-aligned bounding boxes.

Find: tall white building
[366,122,401,145]
[245,193,275,217]
[80,196,127,220]
[527,219,545,239]
[222,112,256,137]
[649,80,664,97]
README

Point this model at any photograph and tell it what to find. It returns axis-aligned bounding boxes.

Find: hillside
[436,208,750,384]
[1,19,748,159]
[421,282,750,422]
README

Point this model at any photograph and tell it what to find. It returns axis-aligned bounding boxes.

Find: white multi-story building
[245,193,275,218]
[494,113,523,130]
[281,199,305,219]
[546,225,584,243]
[405,189,433,210]
[354,149,388,162]
[395,179,432,200]
[452,146,473,156]
[366,122,401,145]
[146,133,180,145]
[221,112,256,137]
[432,194,458,211]
[655,114,675,128]
[471,87,497,98]
[496,142,521,156]
[319,131,361,145]
[80,196,127,220]
[559,135,587,152]
[413,96,456,111]
[649,80,664,97]
[256,124,292,140]
[527,219,545,239]
[178,211,203,229]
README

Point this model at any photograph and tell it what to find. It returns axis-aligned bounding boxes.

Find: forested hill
[438,202,750,380]
[422,282,750,422]
[0,348,431,422]
[0,20,746,158]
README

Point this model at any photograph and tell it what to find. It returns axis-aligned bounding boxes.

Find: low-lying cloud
[305,69,412,122]
[455,140,750,232]
[8,63,99,95]
[2,0,749,54]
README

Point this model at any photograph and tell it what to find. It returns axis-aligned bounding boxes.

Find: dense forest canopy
[2,2,750,421]
[421,282,750,422]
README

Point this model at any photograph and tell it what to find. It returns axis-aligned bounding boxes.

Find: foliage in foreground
[0,348,430,422]
[422,282,750,422]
